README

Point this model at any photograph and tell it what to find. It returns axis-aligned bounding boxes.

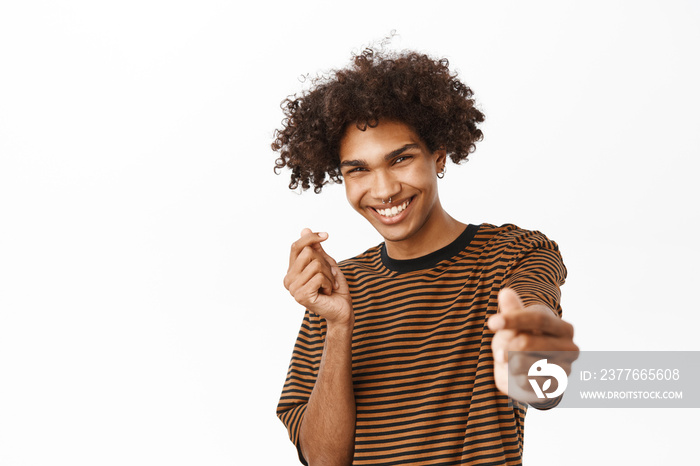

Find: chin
[370,221,417,243]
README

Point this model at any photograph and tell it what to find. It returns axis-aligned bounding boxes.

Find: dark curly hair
[272,47,485,193]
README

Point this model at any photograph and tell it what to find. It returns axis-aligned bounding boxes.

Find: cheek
[407,159,438,186]
[344,183,363,209]
[407,170,438,195]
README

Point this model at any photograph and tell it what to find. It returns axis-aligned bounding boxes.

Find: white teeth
[376,199,410,218]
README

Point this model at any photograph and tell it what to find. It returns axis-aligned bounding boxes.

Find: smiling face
[339,120,456,259]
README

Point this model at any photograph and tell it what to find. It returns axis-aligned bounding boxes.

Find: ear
[434,149,447,174]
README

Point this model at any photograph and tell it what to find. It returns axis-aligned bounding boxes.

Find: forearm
[300,321,356,466]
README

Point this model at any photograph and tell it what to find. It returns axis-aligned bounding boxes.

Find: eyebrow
[339,143,421,169]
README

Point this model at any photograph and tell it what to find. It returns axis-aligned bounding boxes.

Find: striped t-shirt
[277,223,567,465]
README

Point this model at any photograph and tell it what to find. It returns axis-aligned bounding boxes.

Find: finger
[498,288,525,314]
[299,229,336,261]
[507,333,580,354]
[289,230,329,268]
[508,351,541,376]
[318,250,346,291]
[329,265,345,292]
[287,252,335,294]
[285,246,318,289]
[492,326,519,362]
[288,268,334,299]
[492,309,574,337]
[486,288,523,331]
[304,242,344,292]
[285,246,333,291]
[293,272,334,307]
[308,261,335,296]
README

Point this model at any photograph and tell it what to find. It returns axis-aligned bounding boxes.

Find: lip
[370,197,411,210]
[368,196,415,225]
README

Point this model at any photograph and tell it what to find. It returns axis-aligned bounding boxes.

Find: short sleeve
[503,231,567,317]
[501,229,568,410]
[276,309,327,465]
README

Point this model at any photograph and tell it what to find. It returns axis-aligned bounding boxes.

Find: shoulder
[337,243,384,279]
[474,223,561,254]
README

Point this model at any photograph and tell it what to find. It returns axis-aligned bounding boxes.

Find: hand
[488,288,579,403]
[283,228,353,326]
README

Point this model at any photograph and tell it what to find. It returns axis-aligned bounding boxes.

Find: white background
[1,1,699,464]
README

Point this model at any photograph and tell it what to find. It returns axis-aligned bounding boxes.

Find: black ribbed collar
[380,224,480,273]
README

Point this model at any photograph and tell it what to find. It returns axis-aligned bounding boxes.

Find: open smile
[369,196,415,224]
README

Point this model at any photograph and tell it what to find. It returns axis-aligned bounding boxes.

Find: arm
[299,320,355,465]
[487,237,578,407]
[489,289,578,407]
[282,229,356,465]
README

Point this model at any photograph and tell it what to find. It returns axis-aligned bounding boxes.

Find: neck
[384,202,466,260]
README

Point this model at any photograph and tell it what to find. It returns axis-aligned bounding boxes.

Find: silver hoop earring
[437,166,446,179]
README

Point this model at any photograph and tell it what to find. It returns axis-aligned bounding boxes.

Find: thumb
[300,228,328,251]
[498,287,524,314]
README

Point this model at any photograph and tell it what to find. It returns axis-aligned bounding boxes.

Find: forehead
[339,120,425,162]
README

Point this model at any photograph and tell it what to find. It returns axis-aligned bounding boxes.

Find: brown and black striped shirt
[277,223,567,465]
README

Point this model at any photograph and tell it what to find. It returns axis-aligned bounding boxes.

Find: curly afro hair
[272,47,485,193]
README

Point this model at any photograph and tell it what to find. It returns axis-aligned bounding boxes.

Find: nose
[371,169,400,203]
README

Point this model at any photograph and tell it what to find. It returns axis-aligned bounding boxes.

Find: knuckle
[513,334,531,351]
[299,246,314,261]
[307,273,324,289]
[565,321,575,337]
[491,330,507,347]
[295,285,313,305]
[307,259,323,275]
[287,277,300,294]
[317,272,330,284]
[501,315,516,329]
[316,258,329,271]
[531,313,546,328]
[491,337,503,351]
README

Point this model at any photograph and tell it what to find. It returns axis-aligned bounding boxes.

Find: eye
[346,167,367,174]
[394,155,412,164]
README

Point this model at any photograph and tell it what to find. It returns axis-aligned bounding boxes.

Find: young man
[273,48,578,465]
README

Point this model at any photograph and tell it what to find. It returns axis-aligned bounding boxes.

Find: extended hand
[487,288,579,402]
[283,228,353,326]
